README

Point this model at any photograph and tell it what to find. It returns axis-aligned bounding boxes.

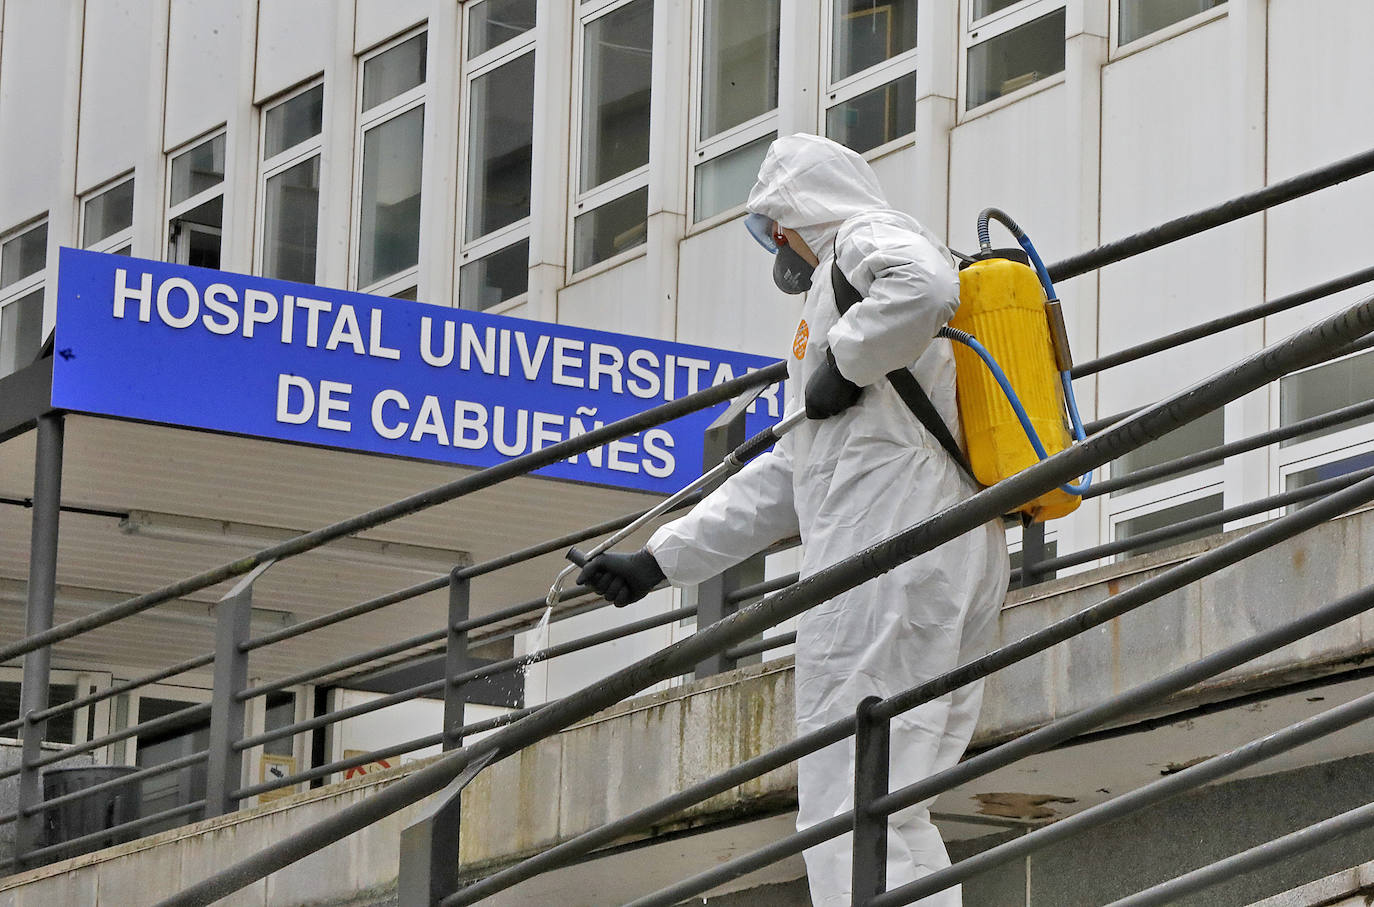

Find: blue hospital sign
[51,250,783,494]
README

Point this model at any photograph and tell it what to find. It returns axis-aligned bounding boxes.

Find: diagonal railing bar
[157,290,1374,907]
[0,362,786,666]
[1087,396,1374,497]
[1104,802,1374,907]
[240,494,701,653]
[875,688,1374,905]
[234,605,697,753]
[1036,463,1374,573]
[1071,264,1374,377]
[0,702,212,782]
[1046,147,1374,282]
[234,703,552,800]
[18,800,208,866]
[629,579,1374,907]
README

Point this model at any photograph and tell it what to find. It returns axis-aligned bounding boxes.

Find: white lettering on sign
[96,264,782,488]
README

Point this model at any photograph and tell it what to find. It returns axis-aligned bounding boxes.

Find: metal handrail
[239,494,701,653]
[160,286,1374,907]
[0,702,211,781]
[443,470,1374,905]
[1071,264,1374,378]
[1048,146,1374,282]
[1104,802,1374,907]
[875,689,1374,906]
[1088,396,1374,497]
[0,362,786,666]
[631,581,1374,905]
[234,604,697,753]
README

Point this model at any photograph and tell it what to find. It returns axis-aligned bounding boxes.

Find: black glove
[577,548,666,607]
[804,349,862,419]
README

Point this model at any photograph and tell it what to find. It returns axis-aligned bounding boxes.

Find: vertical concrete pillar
[1224,0,1272,528]
[1053,0,1109,563]
[526,0,574,324]
[645,0,691,339]
[914,0,957,240]
[317,1,360,290]
[417,0,461,306]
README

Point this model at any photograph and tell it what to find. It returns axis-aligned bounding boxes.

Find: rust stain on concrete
[973,792,1078,820]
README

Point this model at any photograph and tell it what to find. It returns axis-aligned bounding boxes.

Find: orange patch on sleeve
[792,320,809,360]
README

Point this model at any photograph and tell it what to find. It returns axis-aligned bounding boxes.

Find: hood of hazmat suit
[648,134,1009,906]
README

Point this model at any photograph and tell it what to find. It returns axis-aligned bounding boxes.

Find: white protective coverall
[647,134,1009,905]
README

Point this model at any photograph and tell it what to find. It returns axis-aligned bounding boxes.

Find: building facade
[3,0,1374,875]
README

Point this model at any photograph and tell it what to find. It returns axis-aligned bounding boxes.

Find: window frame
[0,217,47,303]
[80,173,137,255]
[820,0,919,159]
[686,0,780,228]
[0,667,109,749]
[959,1,1067,119]
[1110,0,1228,56]
[165,127,228,269]
[1270,348,1374,498]
[456,0,538,312]
[1107,481,1226,559]
[567,0,655,280]
[257,80,326,284]
[351,27,430,297]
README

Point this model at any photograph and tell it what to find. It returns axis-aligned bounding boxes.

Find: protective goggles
[745,212,786,255]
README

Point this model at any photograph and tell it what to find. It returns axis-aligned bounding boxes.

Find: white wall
[254,0,333,102]
[164,0,241,151]
[77,0,159,194]
[0,2,77,229]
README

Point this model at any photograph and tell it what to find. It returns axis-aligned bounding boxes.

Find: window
[1279,351,1374,448]
[824,0,917,155]
[0,220,47,378]
[691,0,778,223]
[966,5,1065,111]
[1113,491,1224,558]
[1109,407,1225,494]
[459,0,536,310]
[82,177,135,253]
[356,32,427,293]
[1285,448,1374,512]
[573,0,654,272]
[1119,0,1225,46]
[167,132,226,270]
[259,84,323,284]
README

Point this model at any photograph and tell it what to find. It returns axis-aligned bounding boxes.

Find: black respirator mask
[772,243,815,295]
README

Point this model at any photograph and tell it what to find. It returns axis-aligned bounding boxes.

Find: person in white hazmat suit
[577,134,1009,905]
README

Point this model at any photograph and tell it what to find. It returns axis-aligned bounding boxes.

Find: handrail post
[15,412,64,869]
[694,395,766,678]
[205,561,272,818]
[443,571,471,751]
[399,753,495,906]
[1019,517,1049,587]
[852,696,890,903]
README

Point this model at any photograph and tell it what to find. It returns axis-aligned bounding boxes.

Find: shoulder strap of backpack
[830,255,978,484]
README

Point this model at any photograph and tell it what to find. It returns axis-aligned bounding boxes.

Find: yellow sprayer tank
[951,252,1080,522]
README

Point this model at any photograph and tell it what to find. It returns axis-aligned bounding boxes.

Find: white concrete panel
[164,0,241,149]
[1101,19,1236,235]
[558,256,660,338]
[0,3,73,227]
[354,0,429,54]
[1265,0,1374,338]
[948,85,1072,261]
[1097,18,1247,415]
[676,217,797,358]
[255,0,333,102]
[77,0,158,192]
[868,144,921,225]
